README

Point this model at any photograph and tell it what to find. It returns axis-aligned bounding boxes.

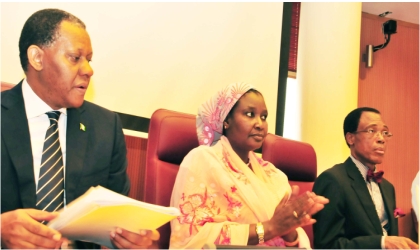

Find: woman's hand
[110,228,160,249]
[264,185,329,239]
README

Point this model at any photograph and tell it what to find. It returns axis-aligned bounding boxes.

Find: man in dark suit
[1,9,158,249]
[312,107,418,249]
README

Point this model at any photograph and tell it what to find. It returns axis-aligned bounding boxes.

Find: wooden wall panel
[125,135,148,201]
[359,13,419,241]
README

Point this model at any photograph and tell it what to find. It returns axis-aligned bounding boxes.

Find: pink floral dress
[169,136,310,249]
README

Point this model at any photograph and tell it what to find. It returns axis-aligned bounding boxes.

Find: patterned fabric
[196,82,254,146]
[36,111,64,213]
[169,136,310,249]
[367,169,384,183]
[371,183,389,236]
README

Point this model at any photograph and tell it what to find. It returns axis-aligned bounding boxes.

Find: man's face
[38,21,93,110]
[347,111,390,169]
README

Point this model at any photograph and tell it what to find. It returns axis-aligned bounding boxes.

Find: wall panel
[125,136,148,201]
[359,12,419,240]
[1,2,283,135]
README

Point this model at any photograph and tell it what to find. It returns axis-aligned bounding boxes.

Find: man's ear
[27,45,44,71]
[345,132,355,146]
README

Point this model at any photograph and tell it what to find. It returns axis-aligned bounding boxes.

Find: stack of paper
[48,186,180,248]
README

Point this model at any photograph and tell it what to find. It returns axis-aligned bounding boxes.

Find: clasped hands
[265,185,329,239]
[384,236,419,249]
[0,208,159,249]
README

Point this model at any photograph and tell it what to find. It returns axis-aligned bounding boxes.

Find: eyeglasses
[353,129,393,139]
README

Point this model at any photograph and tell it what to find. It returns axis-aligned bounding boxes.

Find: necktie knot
[47,111,61,125]
[367,169,384,183]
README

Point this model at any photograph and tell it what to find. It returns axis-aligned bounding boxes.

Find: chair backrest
[1,81,15,92]
[261,133,317,247]
[144,109,198,249]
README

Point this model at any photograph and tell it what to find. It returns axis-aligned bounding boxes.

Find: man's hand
[1,209,65,249]
[385,236,419,249]
[110,228,160,249]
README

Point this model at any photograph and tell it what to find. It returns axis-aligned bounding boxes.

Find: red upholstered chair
[261,133,317,248]
[144,109,199,249]
[1,81,16,92]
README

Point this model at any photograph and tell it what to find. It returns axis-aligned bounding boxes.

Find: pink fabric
[169,136,311,249]
[196,82,254,146]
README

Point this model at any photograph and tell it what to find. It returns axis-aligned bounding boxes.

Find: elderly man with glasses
[312,107,418,249]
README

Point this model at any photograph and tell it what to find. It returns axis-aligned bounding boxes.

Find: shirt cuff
[381,236,385,249]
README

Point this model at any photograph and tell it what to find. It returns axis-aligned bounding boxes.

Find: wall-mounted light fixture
[365,19,397,68]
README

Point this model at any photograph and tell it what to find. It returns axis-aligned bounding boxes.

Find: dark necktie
[36,111,64,212]
[367,169,384,183]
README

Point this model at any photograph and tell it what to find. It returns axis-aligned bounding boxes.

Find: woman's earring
[224,125,227,129]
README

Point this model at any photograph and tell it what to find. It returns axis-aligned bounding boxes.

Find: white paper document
[48,186,180,248]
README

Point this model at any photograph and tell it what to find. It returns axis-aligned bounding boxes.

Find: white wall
[283,77,301,141]
[1,2,284,135]
[298,2,361,175]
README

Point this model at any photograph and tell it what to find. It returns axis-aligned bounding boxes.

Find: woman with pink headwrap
[169,83,328,249]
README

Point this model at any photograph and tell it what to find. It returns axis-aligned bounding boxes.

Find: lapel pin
[80,123,86,131]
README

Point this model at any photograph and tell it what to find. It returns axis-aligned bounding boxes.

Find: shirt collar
[22,79,67,119]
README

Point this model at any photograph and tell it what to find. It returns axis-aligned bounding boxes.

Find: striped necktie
[36,111,64,212]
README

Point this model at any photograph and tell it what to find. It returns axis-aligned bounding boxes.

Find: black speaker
[383,20,397,35]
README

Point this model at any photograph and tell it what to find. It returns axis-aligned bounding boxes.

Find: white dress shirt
[412,171,419,219]
[22,79,68,203]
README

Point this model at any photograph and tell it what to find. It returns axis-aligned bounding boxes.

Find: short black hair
[19,8,86,72]
[343,107,380,147]
[222,89,262,136]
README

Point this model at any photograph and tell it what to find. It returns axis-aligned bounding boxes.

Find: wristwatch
[255,222,265,244]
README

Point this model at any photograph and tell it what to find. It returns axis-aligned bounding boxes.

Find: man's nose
[80,60,94,77]
[376,132,385,143]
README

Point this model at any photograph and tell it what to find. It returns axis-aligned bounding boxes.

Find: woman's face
[224,91,268,156]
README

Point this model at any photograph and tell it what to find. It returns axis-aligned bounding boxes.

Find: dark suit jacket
[312,157,398,249]
[1,82,130,249]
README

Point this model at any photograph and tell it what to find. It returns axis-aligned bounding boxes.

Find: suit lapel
[1,82,37,208]
[345,158,383,234]
[379,181,397,235]
[65,105,88,203]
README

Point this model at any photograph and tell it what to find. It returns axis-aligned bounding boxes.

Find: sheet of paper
[48,186,180,248]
